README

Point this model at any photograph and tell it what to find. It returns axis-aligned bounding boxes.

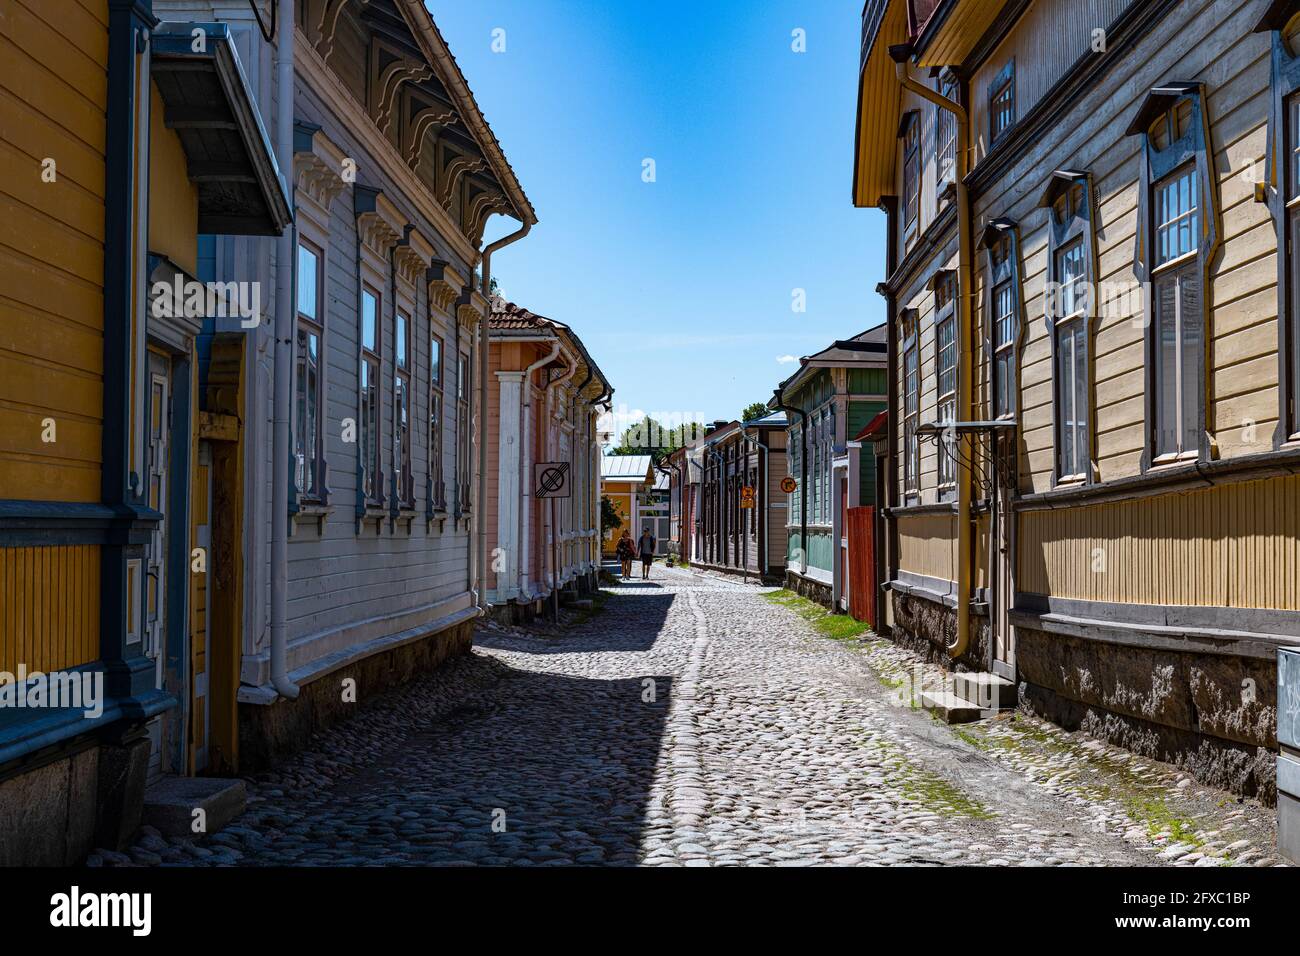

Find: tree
[741,402,769,422]
[612,416,703,463]
[600,496,622,536]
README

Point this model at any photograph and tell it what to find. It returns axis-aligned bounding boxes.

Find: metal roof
[601,455,654,481]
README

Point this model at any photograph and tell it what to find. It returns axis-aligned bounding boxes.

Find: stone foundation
[239,618,474,773]
[1016,625,1278,803]
[0,728,151,865]
[888,589,988,672]
[785,569,832,607]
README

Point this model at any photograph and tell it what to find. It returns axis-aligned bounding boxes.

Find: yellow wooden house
[0,0,289,864]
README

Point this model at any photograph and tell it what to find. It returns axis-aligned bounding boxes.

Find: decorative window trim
[292,236,330,515]
[900,110,921,250]
[988,59,1015,145]
[391,226,433,523]
[901,307,920,503]
[928,271,957,500]
[1128,82,1221,472]
[978,218,1023,426]
[935,71,959,190]
[425,260,464,523]
[1038,170,1098,487]
[1258,7,1300,445]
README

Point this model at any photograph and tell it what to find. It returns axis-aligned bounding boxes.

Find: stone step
[953,671,1017,710]
[143,776,246,839]
[920,690,985,724]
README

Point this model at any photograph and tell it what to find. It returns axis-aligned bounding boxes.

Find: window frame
[455,347,472,517]
[979,221,1023,425]
[988,59,1015,145]
[1262,19,1300,445]
[900,110,921,249]
[1130,84,1218,472]
[932,272,958,496]
[294,238,327,505]
[393,304,415,510]
[428,331,446,513]
[359,283,385,507]
[901,309,920,502]
[1041,171,1098,487]
[936,72,959,188]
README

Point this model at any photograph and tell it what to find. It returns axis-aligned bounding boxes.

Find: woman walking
[638,528,657,580]
[615,528,636,580]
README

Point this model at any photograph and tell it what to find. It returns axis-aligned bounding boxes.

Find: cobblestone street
[96,566,1280,867]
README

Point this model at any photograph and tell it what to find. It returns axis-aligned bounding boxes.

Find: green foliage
[741,402,769,422]
[600,496,622,535]
[613,416,703,463]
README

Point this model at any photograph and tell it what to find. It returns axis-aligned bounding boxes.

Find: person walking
[638,528,657,580]
[615,529,636,580]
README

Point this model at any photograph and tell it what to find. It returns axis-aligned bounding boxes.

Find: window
[394,310,413,506]
[933,274,957,490]
[295,242,323,498]
[1289,93,1300,438]
[1053,239,1088,479]
[937,76,958,185]
[902,113,920,238]
[1152,166,1202,460]
[985,229,1020,421]
[360,287,382,502]
[456,350,471,514]
[989,60,1015,142]
[429,334,445,510]
[902,315,919,497]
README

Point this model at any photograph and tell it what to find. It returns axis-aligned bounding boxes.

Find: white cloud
[776,354,798,364]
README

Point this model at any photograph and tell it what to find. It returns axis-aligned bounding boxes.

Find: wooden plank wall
[896,511,958,582]
[0,0,108,502]
[1019,473,1300,609]
[0,544,101,673]
[972,0,1274,493]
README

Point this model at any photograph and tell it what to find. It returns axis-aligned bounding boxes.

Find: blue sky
[431,0,887,438]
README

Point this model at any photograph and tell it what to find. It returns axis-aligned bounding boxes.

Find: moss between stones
[762,588,870,642]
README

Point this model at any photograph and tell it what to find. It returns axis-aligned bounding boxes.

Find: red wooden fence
[846,505,876,627]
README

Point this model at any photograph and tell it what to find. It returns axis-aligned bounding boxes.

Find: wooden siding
[0,544,100,673]
[0,0,107,502]
[1019,473,1300,609]
[147,83,198,276]
[897,511,958,582]
[972,0,1275,493]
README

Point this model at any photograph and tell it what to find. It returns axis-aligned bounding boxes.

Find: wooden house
[855,0,1300,801]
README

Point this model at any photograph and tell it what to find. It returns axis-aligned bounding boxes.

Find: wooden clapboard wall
[896,511,958,583]
[1019,472,1300,609]
[0,0,108,503]
[0,545,101,673]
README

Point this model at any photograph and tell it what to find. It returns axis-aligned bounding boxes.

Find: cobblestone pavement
[93,564,1281,867]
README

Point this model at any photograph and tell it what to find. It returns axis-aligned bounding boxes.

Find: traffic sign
[533,461,571,498]
[780,476,797,494]
[740,485,755,509]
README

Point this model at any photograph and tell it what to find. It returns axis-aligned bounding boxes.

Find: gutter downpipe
[892,48,974,661]
[772,389,808,580]
[477,221,532,611]
[270,0,299,700]
[519,338,561,603]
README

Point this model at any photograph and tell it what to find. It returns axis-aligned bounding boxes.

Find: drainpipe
[270,0,299,700]
[477,221,532,609]
[772,389,808,578]
[519,338,560,601]
[891,48,974,660]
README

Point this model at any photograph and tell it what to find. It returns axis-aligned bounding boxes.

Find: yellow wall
[1019,474,1300,610]
[897,511,958,583]
[602,482,635,555]
[148,82,198,276]
[0,0,109,503]
[0,544,101,673]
